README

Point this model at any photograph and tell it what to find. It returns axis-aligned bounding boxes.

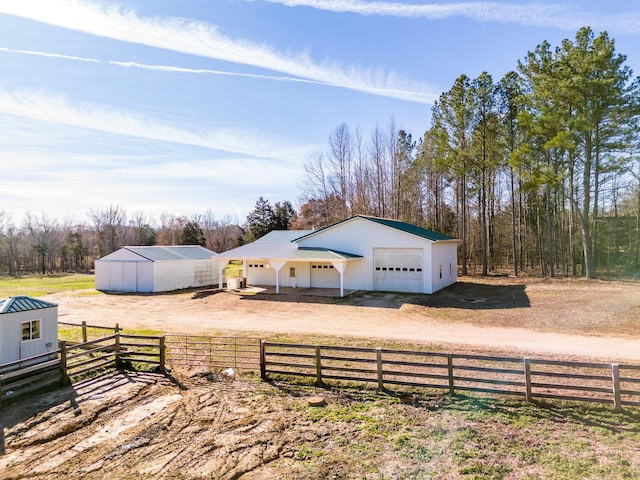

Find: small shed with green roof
[0,296,58,365]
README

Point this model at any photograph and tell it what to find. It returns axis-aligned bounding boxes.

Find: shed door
[373,248,423,293]
[310,263,339,288]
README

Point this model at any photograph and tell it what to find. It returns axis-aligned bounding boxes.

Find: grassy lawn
[0,273,96,297]
[278,383,640,479]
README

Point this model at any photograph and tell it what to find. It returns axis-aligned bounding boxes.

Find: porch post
[331,260,347,298]
[218,259,230,289]
[268,260,286,294]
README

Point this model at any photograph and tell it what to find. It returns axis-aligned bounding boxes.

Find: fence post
[260,340,267,380]
[159,336,166,373]
[81,321,88,343]
[115,323,120,334]
[611,364,622,412]
[60,341,70,386]
[115,332,121,369]
[447,354,455,395]
[376,348,384,390]
[524,357,532,402]
[315,345,323,387]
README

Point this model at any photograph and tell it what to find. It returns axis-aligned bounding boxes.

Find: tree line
[1,27,638,279]
[296,27,640,279]
[0,207,245,275]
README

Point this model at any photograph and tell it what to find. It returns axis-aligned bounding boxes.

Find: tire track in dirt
[0,371,317,479]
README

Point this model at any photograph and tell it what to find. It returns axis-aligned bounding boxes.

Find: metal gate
[164,335,261,371]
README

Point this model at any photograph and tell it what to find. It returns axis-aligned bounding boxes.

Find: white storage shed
[95,245,218,293]
[0,296,58,365]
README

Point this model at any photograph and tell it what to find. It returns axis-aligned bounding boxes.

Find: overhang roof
[0,296,57,314]
[216,243,361,262]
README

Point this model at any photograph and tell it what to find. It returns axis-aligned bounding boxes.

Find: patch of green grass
[0,273,95,297]
[285,384,640,479]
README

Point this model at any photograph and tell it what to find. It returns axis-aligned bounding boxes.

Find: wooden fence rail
[0,351,62,405]
[58,321,121,343]
[0,333,164,404]
[261,342,640,411]
[3,335,640,412]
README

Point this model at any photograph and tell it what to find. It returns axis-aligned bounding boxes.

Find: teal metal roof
[0,296,57,314]
[294,215,456,242]
[361,216,455,241]
[296,247,362,260]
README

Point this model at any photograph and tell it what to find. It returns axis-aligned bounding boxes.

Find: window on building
[290,267,296,277]
[21,320,41,341]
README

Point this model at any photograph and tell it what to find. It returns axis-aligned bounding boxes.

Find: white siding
[279,262,310,288]
[154,259,217,292]
[297,217,431,292]
[137,262,155,292]
[0,307,58,364]
[429,242,458,293]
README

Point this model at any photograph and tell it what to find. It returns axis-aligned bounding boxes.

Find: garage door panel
[310,263,339,288]
[374,248,423,293]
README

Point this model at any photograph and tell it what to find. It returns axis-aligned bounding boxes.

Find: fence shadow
[0,383,79,435]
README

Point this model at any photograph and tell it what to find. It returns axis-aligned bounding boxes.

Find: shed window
[290,267,296,277]
[21,320,41,341]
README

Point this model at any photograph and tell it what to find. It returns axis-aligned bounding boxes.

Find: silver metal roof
[254,230,314,243]
[123,245,216,261]
[0,296,58,314]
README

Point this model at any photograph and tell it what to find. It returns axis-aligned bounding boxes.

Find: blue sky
[1,1,639,225]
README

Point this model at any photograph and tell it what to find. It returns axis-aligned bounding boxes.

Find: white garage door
[373,248,424,293]
[310,263,339,288]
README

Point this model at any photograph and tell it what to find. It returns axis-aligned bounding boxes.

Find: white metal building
[95,245,218,293]
[0,296,58,365]
[217,215,458,297]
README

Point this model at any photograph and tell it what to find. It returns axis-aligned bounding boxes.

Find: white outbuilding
[95,245,218,293]
[217,215,458,297]
[0,296,58,365]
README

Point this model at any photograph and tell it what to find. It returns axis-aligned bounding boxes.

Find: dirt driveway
[49,276,640,362]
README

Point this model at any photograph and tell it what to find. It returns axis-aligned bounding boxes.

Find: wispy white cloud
[0,46,101,63]
[0,0,437,103]
[264,0,640,34]
[0,87,314,162]
[0,45,344,88]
